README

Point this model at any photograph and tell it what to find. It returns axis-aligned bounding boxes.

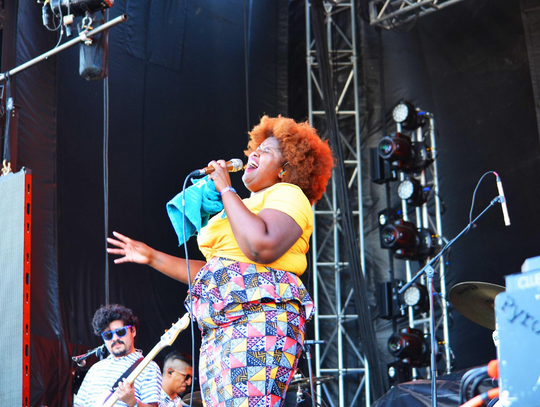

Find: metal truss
[306,1,369,407]
[368,0,467,29]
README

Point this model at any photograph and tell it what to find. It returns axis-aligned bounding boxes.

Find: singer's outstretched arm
[107,231,205,284]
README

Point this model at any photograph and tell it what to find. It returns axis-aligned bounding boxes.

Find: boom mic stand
[398,196,504,407]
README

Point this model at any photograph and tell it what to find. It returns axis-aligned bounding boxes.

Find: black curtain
[9,0,288,405]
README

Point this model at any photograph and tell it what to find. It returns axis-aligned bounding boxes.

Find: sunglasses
[101,325,132,341]
[170,369,192,381]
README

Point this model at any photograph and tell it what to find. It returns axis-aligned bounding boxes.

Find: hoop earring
[279,169,286,177]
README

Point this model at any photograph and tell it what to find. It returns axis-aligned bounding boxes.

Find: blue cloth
[167,177,224,246]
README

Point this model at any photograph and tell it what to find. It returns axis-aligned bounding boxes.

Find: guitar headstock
[160,313,191,346]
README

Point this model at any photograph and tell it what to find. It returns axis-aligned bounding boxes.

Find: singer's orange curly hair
[245,115,334,204]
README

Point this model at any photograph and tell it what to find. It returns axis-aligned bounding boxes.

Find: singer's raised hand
[207,159,233,193]
[107,231,153,265]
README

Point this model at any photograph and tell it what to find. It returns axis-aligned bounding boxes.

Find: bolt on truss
[369,0,467,29]
[306,1,370,407]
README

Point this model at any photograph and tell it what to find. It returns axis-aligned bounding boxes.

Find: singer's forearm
[148,250,205,283]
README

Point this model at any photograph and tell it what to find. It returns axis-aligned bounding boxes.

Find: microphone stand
[0,14,128,83]
[398,196,503,407]
[303,339,324,407]
[72,344,107,367]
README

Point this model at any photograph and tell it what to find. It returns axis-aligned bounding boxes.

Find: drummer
[160,351,193,407]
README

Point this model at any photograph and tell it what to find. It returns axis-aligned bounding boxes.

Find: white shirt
[74,351,162,407]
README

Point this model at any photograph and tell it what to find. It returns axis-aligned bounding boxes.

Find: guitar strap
[111,357,144,391]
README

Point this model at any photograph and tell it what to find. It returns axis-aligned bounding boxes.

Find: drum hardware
[181,391,204,407]
[448,282,505,330]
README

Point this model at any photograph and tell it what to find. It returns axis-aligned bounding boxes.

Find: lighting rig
[38,0,114,80]
[371,101,452,385]
[368,0,468,31]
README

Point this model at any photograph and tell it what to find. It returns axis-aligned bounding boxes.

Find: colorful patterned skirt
[185,257,315,407]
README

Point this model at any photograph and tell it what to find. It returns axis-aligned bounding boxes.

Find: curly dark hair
[245,115,334,204]
[92,304,139,336]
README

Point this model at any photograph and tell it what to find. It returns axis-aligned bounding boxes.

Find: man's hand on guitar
[115,378,137,407]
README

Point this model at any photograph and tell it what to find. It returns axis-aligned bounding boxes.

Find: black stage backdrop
[9,0,289,405]
[4,0,540,405]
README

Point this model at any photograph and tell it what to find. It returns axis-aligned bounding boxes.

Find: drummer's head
[162,350,193,397]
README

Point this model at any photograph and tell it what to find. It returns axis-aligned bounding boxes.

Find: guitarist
[74,304,162,407]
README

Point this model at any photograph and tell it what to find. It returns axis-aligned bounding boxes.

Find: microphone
[189,158,244,177]
[72,344,108,367]
[494,172,511,226]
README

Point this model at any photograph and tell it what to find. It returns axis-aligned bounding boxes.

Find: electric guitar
[94,313,191,407]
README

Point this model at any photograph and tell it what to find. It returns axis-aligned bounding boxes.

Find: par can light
[397,177,430,206]
[393,101,426,131]
[402,283,429,314]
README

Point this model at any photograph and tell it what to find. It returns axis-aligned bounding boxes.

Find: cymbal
[288,375,334,391]
[182,391,204,407]
[449,281,505,330]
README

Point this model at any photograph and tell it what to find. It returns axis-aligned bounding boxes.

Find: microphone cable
[181,173,197,407]
[466,171,496,234]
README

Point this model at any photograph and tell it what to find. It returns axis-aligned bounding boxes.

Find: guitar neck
[126,344,163,385]
[101,314,190,407]
[102,345,163,407]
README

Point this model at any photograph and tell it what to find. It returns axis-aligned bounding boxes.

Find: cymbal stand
[303,339,324,407]
[399,196,502,407]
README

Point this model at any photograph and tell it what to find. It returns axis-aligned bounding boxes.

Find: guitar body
[92,314,191,407]
[92,390,114,407]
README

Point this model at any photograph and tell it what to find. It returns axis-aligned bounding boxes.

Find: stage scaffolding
[306,1,370,406]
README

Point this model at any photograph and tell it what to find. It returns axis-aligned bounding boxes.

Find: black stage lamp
[388,328,427,367]
[380,220,440,261]
[50,0,113,18]
[401,282,429,314]
[393,100,426,131]
[378,132,412,163]
[378,133,433,173]
[387,360,412,386]
[397,177,430,207]
[388,328,442,369]
[378,207,403,229]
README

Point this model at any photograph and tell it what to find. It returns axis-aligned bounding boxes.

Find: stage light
[378,207,402,228]
[388,328,427,366]
[50,0,114,18]
[378,132,412,162]
[393,101,426,131]
[402,283,429,314]
[397,177,430,207]
[380,220,440,261]
[377,133,433,173]
[388,328,443,369]
[387,361,412,386]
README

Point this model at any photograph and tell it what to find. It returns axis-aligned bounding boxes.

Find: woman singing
[107,115,334,407]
